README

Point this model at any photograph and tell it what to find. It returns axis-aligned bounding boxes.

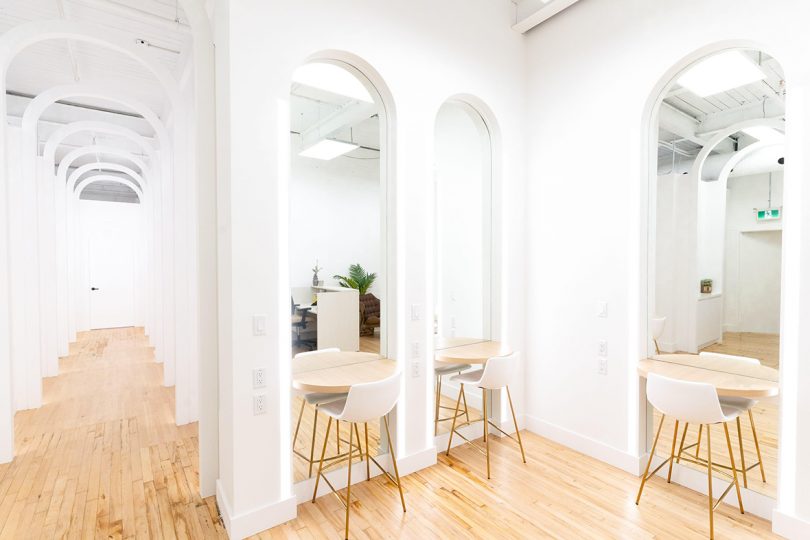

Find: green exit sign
[757,208,781,221]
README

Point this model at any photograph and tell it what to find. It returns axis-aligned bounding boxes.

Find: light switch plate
[252,314,268,336]
[411,304,421,321]
[597,302,608,318]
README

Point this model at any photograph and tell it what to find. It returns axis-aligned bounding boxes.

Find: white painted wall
[524,0,810,534]
[434,101,492,340]
[214,0,526,536]
[723,172,784,333]
[288,145,381,296]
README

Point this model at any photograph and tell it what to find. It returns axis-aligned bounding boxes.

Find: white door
[87,205,137,329]
[738,230,782,334]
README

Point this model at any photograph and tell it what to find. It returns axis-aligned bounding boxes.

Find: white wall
[288,145,381,296]
[214,0,526,536]
[434,101,492,339]
[723,172,784,333]
[524,0,810,534]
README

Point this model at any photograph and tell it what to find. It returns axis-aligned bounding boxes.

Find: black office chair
[291,297,315,350]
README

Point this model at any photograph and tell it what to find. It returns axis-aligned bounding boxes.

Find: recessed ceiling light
[742,126,785,144]
[299,139,359,160]
[677,51,766,97]
[292,63,374,103]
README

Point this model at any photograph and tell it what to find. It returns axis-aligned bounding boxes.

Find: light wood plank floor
[654,332,779,499]
[1,328,778,539]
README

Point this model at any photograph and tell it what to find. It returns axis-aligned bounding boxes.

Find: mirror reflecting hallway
[1,1,810,539]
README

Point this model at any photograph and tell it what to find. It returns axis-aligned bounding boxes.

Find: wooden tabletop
[292,351,397,393]
[638,356,779,399]
[434,337,511,365]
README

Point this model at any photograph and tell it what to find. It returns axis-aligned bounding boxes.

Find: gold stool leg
[336,420,341,453]
[736,416,748,488]
[308,406,320,477]
[723,422,745,514]
[636,413,666,505]
[312,417,333,503]
[483,388,490,479]
[667,419,679,483]
[749,409,766,482]
[364,422,371,481]
[344,422,353,540]
[707,424,714,540]
[506,386,526,463]
[383,416,407,513]
[676,422,689,464]
[434,375,441,436]
[461,384,470,424]
[293,399,306,448]
[695,424,703,459]
[445,385,464,456]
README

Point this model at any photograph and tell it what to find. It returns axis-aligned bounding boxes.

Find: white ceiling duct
[660,145,785,180]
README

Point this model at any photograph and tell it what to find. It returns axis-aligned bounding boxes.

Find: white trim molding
[216,480,297,540]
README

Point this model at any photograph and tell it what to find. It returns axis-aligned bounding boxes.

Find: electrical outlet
[253,368,266,388]
[598,357,608,376]
[411,304,421,321]
[598,340,608,357]
[411,359,421,378]
[253,394,267,415]
[411,341,421,358]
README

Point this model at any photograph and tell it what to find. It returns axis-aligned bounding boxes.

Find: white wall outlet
[411,304,421,321]
[597,302,608,318]
[252,314,268,336]
[411,359,421,378]
[598,357,608,376]
[598,340,608,357]
[252,368,266,388]
[253,393,267,415]
[411,341,421,358]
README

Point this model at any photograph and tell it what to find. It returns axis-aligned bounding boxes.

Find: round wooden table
[434,337,512,365]
[638,356,779,399]
[292,351,397,393]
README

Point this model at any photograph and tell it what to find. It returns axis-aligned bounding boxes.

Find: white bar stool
[637,373,745,539]
[651,316,666,354]
[312,372,406,540]
[687,351,767,488]
[292,348,351,477]
[434,363,471,435]
[445,352,526,479]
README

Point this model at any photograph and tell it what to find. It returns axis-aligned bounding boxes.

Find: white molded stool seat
[435,362,471,376]
[312,372,406,540]
[638,373,745,540]
[305,392,348,406]
[445,352,526,479]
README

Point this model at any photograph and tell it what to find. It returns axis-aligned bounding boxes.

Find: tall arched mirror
[432,99,493,441]
[644,49,785,502]
[288,60,389,485]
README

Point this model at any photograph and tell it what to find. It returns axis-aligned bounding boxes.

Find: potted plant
[333,263,377,295]
[334,264,380,335]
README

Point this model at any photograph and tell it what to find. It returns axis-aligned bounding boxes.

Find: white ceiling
[1,0,190,117]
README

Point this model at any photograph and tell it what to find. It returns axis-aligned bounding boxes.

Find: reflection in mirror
[647,49,784,499]
[433,100,492,437]
[288,61,386,484]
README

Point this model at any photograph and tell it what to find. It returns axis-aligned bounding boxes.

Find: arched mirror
[432,99,493,442]
[645,49,785,501]
[288,60,389,485]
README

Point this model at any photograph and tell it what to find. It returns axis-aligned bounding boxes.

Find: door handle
[90,287,99,291]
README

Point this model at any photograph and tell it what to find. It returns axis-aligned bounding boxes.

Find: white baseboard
[524,415,642,475]
[293,446,437,504]
[773,509,810,539]
[649,455,774,521]
[216,480,297,539]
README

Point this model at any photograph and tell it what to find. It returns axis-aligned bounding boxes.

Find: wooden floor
[653,332,779,499]
[0,328,225,539]
[1,328,778,539]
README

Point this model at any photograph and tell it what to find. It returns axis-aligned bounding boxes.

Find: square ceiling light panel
[291,63,374,103]
[677,51,766,97]
[299,139,360,160]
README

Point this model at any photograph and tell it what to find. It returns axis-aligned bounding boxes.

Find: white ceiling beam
[76,0,192,34]
[55,0,81,82]
[658,103,734,154]
[300,101,377,149]
[695,99,785,136]
[512,0,582,34]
